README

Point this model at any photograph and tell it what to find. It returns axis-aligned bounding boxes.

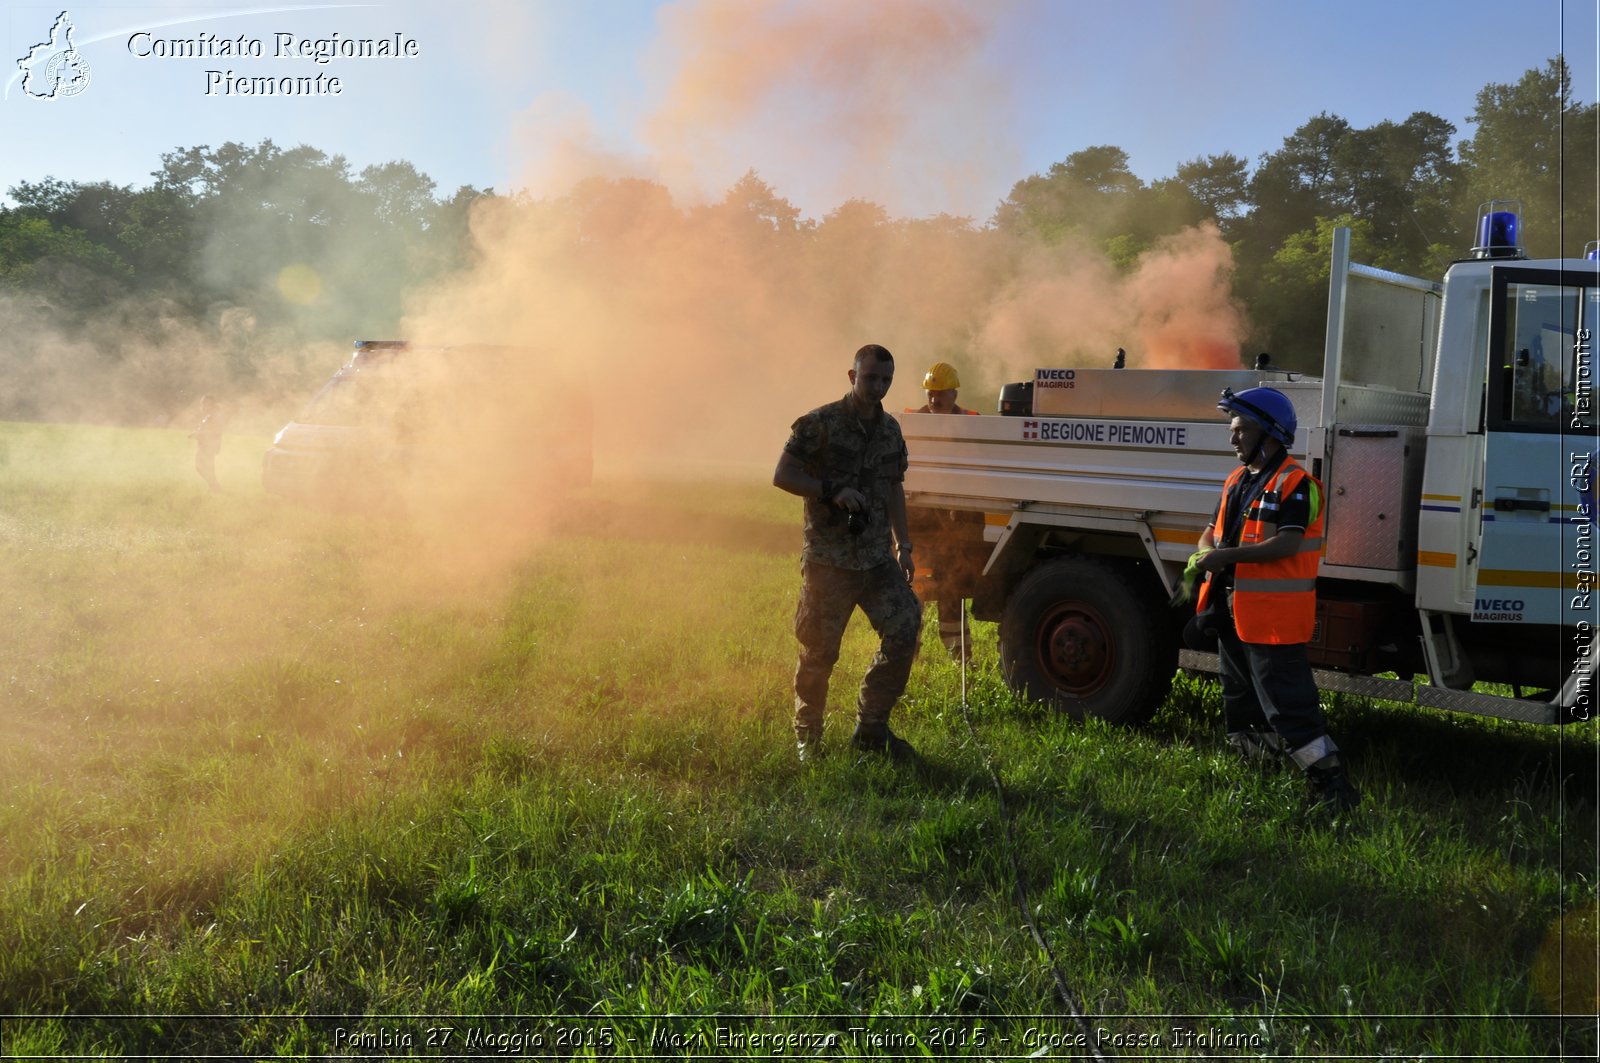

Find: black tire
[998,555,1178,724]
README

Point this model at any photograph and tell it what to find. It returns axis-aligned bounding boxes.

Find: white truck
[903,206,1598,726]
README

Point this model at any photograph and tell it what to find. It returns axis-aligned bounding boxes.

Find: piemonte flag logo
[1022,420,1039,440]
[16,10,91,99]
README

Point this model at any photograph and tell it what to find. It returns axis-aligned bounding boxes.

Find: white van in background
[262,340,593,508]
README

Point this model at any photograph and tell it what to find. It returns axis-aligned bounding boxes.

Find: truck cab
[1409,211,1597,708]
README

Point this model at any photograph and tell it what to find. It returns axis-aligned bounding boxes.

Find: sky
[2,0,1598,222]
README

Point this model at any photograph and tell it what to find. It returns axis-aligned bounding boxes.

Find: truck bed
[902,409,1232,569]
[903,373,1429,586]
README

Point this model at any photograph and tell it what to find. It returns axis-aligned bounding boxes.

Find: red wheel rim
[1035,601,1114,695]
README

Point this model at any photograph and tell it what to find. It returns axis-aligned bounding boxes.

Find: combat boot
[1305,758,1361,814]
[1226,729,1287,766]
[938,606,971,663]
[796,728,825,764]
[850,725,916,762]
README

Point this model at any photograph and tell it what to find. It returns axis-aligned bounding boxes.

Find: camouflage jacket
[783,394,908,570]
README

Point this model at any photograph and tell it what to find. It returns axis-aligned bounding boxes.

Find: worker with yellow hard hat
[909,361,979,661]
[916,361,976,416]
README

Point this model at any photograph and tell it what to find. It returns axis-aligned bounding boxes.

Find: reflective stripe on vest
[1195,458,1325,644]
[1232,577,1317,593]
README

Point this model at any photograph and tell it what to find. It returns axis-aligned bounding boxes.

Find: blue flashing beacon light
[1471,199,1525,259]
[1478,211,1516,248]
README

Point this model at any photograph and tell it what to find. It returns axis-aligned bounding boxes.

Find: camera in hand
[846,509,869,536]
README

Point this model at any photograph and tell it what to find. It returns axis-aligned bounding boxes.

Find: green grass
[0,419,1596,1058]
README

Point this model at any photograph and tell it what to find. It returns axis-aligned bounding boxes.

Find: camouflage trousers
[793,559,921,741]
[933,597,972,661]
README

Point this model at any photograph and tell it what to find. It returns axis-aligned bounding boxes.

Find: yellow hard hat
[923,362,960,391]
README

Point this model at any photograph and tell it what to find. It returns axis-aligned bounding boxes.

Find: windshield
[1492,278,1597,432]
[297,373,378,427]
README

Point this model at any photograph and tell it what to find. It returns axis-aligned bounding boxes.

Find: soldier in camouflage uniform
[774,344,921,761]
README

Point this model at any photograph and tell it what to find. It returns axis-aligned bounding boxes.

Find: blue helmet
[1218,386,1296,445]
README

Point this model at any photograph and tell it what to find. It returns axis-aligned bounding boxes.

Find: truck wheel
[999,556,1177,724]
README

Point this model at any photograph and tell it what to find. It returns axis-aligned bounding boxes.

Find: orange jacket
[1196,458,1324,644]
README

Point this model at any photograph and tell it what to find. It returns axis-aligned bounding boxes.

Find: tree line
[0,58,1594,422]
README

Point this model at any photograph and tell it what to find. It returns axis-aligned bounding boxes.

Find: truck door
[1478,268,1598,626]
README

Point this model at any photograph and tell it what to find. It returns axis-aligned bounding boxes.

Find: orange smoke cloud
[400,177,877,472]
[402,0,1250,484]
[509,92,648,196]
[641,0,1020,219]
[974,223,1245,376]
[1125,224,1248,369]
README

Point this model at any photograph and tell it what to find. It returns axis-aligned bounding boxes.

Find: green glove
[1170,548,1211,607]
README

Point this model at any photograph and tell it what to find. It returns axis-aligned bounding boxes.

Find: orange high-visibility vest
[1196,458,1325,644]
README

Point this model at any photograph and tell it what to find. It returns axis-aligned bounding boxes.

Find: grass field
[1,419,1597,1059]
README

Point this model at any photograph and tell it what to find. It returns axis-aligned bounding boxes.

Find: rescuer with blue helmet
[1191,386,1360,814]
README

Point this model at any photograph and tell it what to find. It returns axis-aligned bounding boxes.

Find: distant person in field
[908,361,979,661]
[774,343,920,763]
[189,395,230,492]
